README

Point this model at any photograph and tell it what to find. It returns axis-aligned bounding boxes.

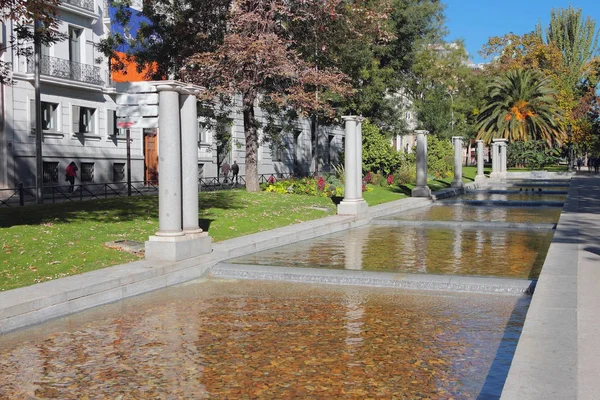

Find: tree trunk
[243,93,260,192]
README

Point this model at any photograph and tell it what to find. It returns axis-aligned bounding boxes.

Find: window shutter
[30,99,35,134]
[72,105,79,134]
[107,109,115,136]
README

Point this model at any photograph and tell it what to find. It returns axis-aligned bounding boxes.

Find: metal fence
[0,173,296,207]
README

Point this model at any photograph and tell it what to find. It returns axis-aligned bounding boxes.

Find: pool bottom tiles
[230,224,553,279]
[0,279,528,399]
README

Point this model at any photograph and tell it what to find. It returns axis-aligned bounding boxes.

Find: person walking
[65,161,78,193]
[221,161,230,183]
[231,160,239,184]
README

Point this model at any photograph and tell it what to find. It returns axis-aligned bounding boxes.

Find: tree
[476,69,564,144]
[183,0,350,192]
[536,5,600,91]
[0,0,64,84]
[99,0,231,79]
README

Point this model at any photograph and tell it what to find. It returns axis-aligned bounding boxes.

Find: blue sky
[444,0,600,64]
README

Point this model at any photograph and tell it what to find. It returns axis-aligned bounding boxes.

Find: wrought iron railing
[0,173,301,206]
[27,55,104,86]
[63,0,95,12]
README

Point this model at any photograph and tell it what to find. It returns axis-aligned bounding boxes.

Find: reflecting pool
[386,204,562,224]
[0,279,528,399]
[230,225,552,278]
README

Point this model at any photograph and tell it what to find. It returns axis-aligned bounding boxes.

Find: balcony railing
[63,0,95,12]
[27,55,104,86]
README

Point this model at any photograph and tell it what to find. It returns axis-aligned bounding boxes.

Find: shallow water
[458,192,567,202]
[0,279,529,399]
[230,225,552,279]
[387,204,562,224]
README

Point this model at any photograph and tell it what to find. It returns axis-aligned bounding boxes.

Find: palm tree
[476,69,564,144]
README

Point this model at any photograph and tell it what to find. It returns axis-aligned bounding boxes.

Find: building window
[72,106,96,134]
[113,163,125,182]
[30,100,59,133]
[271,143,284,162]
[107,110,118,136]
[198,120,208,144]
[81,162,94,182]
[198,163,204,180]
[68,26,81,64]
[42,102,58,131]
[327,134,335,165]
[43,162,58,184]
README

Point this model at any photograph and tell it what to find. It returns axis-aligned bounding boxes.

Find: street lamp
[566,124,573,172]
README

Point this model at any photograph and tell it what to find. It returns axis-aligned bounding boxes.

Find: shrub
[427,135,454,179]
[394,162,417,185]
[263,176,343,198]
[361,120,403,175]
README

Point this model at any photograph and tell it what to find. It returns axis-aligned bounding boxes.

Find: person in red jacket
[65,161,78,193]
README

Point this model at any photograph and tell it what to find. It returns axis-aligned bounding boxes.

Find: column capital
[154,80,204,95]
[476,139,484,144]
[452,136,464,141]
[155,83,181,93]
[415,130,429,135]
[342,115,361,122]
[492,138,508,143]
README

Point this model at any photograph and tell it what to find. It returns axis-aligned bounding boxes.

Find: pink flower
[387,174,394,185]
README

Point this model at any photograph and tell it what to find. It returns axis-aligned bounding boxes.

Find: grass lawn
[1,164,525,292]
[1,187,406,291]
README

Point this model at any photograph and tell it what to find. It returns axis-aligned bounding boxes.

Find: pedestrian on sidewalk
[221,161,230,183]
[231,160,239,184]
[65,161,78,193]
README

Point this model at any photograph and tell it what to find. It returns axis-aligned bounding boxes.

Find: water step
[372,219,557,230]
[441,200,564,207]
[479,190,568,195]
[211,263,536,295]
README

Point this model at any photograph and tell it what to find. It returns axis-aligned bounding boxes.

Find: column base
[411,186,431,198]
[475,174,487,183]
[145,232,212,261]
[337,199,369,216]
[489,172,501,179]
[451,179,464,189]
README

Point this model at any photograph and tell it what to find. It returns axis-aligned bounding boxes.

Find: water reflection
[0,280,530,399]
[232,225,553,279]
[387,205,561,224]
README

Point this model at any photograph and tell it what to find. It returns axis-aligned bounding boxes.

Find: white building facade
[0,2,345,193]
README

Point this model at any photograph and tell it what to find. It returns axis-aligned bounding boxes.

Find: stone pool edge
[0,190,444,335]
[500,176,600,400]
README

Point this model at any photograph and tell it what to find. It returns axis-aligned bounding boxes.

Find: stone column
[180,90,203,234]
[451,136,464,189]
[355,117,365,200]
[145,82,211,262]
[338,116,368,215]
[412,130,431,197]
[475,140,486,182]
[498,139,508,178]
[490,140,500,179]
[155,84,183,236]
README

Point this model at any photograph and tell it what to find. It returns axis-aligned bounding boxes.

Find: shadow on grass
[0,191,243,228]
[394,185,412,196]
